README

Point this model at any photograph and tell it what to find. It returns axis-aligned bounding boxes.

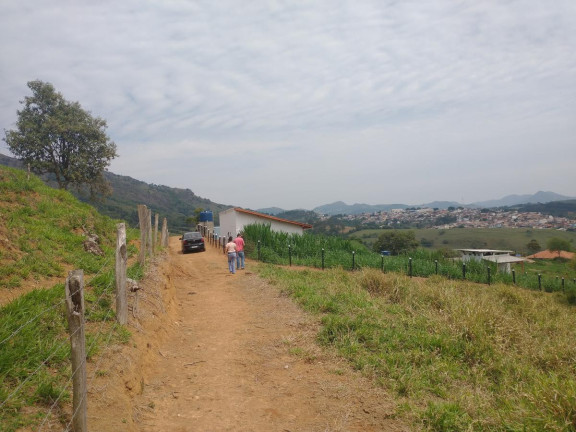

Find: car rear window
[183,232,202,240]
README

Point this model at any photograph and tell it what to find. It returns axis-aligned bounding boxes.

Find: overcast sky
[1,1,575,210]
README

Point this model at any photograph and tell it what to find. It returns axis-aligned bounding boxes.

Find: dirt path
[130,238,408,432]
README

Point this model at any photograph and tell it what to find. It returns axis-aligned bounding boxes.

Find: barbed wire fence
[0,204,170,432]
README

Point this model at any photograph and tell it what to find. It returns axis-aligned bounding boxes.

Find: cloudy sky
[1,1,575,210]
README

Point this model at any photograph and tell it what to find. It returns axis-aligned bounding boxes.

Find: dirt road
[128,237,408,431]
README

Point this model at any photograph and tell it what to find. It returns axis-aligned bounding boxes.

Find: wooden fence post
[153,213,159,252]
[116,223,128,325]
[137,205,148,266]
[147,208,153,257]
[65,270,87,432]
[161,217,168,248]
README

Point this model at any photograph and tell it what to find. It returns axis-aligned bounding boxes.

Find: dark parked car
[180,231,205,253]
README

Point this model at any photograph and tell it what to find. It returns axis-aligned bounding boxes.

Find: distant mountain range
[260,192,576,216]
[472,191,574,209]
[2,153,573,221]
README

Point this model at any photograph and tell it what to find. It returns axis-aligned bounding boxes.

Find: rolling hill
[0,153,231,232]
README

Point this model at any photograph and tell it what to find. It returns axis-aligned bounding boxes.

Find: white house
[219,207,313,239]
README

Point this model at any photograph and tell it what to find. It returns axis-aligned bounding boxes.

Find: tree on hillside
[547,237,572,256]
[186,207,205,227]
[372,230,419,255]
[3,80,117,198]
[526,239,541,255]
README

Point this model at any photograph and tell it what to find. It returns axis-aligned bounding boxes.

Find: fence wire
[1,206,167,432]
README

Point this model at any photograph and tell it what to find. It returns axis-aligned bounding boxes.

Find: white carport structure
[481,254,526,274]
[219,207,313,239]
[456,249,525,274]
[456,249,514,262]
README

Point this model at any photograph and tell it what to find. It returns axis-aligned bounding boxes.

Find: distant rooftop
[456,249,514,254]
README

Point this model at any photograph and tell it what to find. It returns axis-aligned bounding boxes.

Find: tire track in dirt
[132,237,409,432]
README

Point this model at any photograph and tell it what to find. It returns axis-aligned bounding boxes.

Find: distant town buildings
[326,207,576,230]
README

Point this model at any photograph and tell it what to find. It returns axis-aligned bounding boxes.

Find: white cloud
[1,0,575,209]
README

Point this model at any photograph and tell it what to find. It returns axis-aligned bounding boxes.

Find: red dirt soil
[85,237,409,432]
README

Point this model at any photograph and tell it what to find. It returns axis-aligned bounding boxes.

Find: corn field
[242,223,576,302]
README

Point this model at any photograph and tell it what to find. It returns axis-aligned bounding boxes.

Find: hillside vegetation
[243,224,576,296]
[0,153,230,232]
[256,265,576,431]
[242,225,576,430]
[351,227,576,255]
[0,165,143,431]
[0,166,122,290]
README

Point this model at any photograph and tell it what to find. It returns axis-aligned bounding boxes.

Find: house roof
[456,249,514,255]
[482,255,526,264]
[234,207,313,229]
[526,250,575,259]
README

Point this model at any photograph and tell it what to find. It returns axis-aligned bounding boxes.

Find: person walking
[234,233,245,270]
[225,236,237,274]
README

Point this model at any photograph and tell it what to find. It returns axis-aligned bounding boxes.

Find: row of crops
[241,224,576,300]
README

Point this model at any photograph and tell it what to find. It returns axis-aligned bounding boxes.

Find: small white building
[219,207,313,239]
[455,249,525,274]
[456,249,514,262]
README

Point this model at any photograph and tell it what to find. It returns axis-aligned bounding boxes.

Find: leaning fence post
[65,270,87,432]
[462,263,467,280]
[409,257,413,277]
[116,223,128,325]
[352,251,356,271]
[435,260,438,275]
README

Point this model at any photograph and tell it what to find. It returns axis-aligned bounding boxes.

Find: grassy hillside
[256,265,576,431]
[0,165,143,431]
[0,166,124,289]
[350,227,576,255]
[244,226,576,429]
[83,171,230,231]
[0,153,230,232]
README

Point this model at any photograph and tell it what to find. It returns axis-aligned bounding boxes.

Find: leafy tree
[547,237,572,256]
[526,239,541,255]
[372,230,419,255]
[186,207,205,227]
[3,80,117,198]
[420,237,434,247]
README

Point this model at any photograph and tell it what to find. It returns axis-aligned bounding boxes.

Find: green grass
[350,227,576,256]
[256,264,576,431]
[0,166,123,288]
[0,166,145,431]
